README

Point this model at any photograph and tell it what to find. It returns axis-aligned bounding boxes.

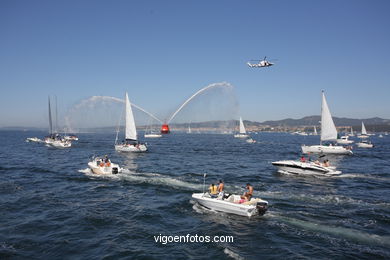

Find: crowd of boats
[25,91,386,218]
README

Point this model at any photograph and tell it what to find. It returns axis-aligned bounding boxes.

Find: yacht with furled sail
[115,93,147,152]
[44,96,71,148]
[234,117,249,138]
[301,91,352,155]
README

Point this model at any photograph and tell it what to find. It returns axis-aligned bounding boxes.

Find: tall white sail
[124,92,137,141]
[314,126,318,135]
[239,117,246,134]
[350,126,354,135]
[320,91,337,142]
[361,122,367,135]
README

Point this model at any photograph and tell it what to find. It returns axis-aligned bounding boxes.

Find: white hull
[192,193,268,217]
[88,159,121,175]
[144,134,162,138]
[356,142,374,148]
[301,145,353,155]
[115,143,147,152]
[357,135,369,139]
[50,140,71,148]
[336,136,354,144]
[64,136,78,141]
[336,139,354,144]
[272,160,341,176]
[234,134,249,138]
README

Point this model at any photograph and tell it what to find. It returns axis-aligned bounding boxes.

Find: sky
[1,0,389,127]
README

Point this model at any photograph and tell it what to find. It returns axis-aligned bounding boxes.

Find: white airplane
[247,56,275,68]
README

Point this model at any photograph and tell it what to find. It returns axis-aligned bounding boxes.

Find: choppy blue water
[1,131,389,259]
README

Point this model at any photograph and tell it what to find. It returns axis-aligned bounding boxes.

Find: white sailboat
[313,126,318,135]
[357,122,369,139]
[301,91,352,155]
[348,126,354,137]
[187,124,192,134]
[356,122,374,148]
[115,93,147,152]
[234,117,249,138]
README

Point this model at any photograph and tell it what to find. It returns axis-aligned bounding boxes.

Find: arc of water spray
[167,82,234,124]
[64,96,162,131]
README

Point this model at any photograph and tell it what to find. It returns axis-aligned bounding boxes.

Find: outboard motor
[112,167,119,174]
[256,202,268,216]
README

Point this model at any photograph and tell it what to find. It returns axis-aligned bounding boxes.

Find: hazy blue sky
[1,0,389,127]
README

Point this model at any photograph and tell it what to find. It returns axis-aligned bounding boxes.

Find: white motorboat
[356,140,374,148]
[379,134,383,138]
[115,93,147,153]
[296,131,308,136]
[88,156,121,174]
[301,91,352,155]
[336,135,354,144]
[357,122,369,139]
[192,193,268,217]
[272,160,341,176]
[234,117,249,138]
[26,137,41,142]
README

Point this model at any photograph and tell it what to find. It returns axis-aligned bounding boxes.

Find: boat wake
[273,213,390,248]
[78,168,203,191]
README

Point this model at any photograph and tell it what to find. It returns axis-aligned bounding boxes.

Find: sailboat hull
[234,134,249,138]
[115,144,147,152]
[301,145,353,155]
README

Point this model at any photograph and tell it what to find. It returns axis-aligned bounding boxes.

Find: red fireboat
[161,124,170,134]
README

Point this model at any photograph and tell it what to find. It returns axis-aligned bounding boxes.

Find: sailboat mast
[48,96,53,135]
[55,95,58,133]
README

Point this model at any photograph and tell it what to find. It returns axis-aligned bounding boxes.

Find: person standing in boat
[241,183,253,201]
[217,180,224,198]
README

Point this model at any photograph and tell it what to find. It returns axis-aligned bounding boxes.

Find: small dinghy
[272,159,341,176]
[88,156,121,175]
[192,193,268,217]
[26,137,41,142]
[246,138,256,143]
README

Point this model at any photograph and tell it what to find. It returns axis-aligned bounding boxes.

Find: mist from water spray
[167,82,235,124]
[65,96,162,132]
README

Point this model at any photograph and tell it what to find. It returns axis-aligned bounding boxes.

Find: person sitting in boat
[300,156,306,162]
[209,183,218,197]
[241,183,253,201]
[323,159,330,167]
[314,159,320,165]
[104,155,111,166]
